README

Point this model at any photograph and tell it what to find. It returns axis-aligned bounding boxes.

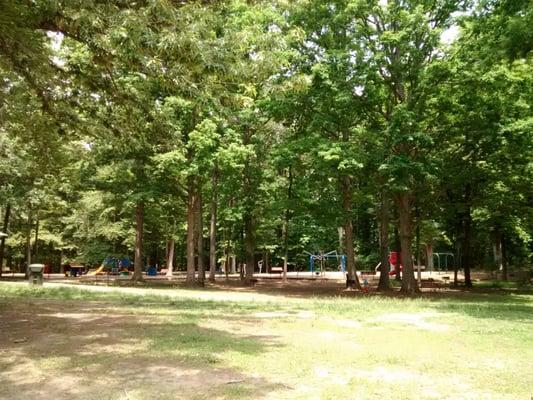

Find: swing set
[305,250,346,275]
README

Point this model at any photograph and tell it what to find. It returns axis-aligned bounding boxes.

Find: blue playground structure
[307,250,346,273]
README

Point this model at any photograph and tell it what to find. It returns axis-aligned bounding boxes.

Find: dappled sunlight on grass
[0,282,531,399]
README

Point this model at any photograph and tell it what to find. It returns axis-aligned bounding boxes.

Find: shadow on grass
[1,281,531,325]
[421,291,533,323]
[0,299,285,400]
[0,283,301,315]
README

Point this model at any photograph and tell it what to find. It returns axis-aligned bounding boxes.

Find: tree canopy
[1,0,531,291]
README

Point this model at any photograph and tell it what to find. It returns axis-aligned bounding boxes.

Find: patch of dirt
[372,312,449,331]
[253,310,314,319]
[0,299,280,400]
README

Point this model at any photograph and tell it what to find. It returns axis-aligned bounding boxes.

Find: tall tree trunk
[377,191,391,291]
[454,238,461,286]
[223,229,230,281]
[166,239,174,278]
[33,215,39,263]
[501,233,508,281]
[393,222,402,281]
[463,183,473,288]
[282,220,289,282]
[415,206,421,285]
[186,177,196,284]
[426,244,434,273]
[208,168,218,283]
[338,227,344,254]
[282,166,293,282]
[243,213,255,284]
[341,176,361,290]
[59,249,64,275]
[132,202,144,282]
[231,255,236,275]
[396,192,418,293]
[241,127,256,285]
[25,209,32,278]
[196,190,205,285]
[0,204,11,277]
[493,231,503,274]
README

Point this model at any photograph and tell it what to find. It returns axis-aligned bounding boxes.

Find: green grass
[0,282,532,400]
[473,279,531,289]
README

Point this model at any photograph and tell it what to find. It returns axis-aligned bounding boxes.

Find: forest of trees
[0,0,531,293]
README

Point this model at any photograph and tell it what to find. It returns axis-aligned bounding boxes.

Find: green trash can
[29,264,45,286]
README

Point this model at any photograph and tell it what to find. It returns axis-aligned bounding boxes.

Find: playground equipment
[87,265,104,276]
[375,252,403,275]
[101,256,132,274]
[433,252,455,272]
[305,250,346,275]
[86,257,131,277]
[388,251,402,276]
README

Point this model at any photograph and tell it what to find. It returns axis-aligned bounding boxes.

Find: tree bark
[462,183,473,288]
[341,176,361,290]
[132,202,144,282]
[241,127,256,285]
[282,219,289,282]
[186,177,196,284]
[196,190,205,285]
[33,216,39,262]
[243,213,255,284]
[59,250,64,275]
[166,239,174,278]
[208,168,218,283]
[394,224,402,281]
[415,206,421,285]
[222,228,229,281]
[426,244,434,273]
[377,191,391,291]
[282,166,293,283]
[501,233,508,281]
[396,192,418,293]
[493,233,503,273]
[454,239,461,286]
[0,204,11,277]
[25,209,32,278]
[231,255,236,275]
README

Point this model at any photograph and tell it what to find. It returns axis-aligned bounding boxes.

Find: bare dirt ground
[2,269,477,299]
[2,271,527,400]
[64,270,474,297]
[1,278,531,400]
[0,298,278,400]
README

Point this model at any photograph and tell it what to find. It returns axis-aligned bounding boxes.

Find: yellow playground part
[87,265,105,276]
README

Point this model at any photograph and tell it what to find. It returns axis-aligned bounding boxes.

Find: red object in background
[388,252,403,276]
[43,264,51,274]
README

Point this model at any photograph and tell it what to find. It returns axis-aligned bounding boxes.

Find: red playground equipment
[388,251,403,276]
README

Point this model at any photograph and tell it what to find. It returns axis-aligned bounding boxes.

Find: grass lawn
[0,281,531,400]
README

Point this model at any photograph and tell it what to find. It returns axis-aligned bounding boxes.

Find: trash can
[29,264,45,286]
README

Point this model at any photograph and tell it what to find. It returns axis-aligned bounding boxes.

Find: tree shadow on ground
[2,279,531,325]
[0,300,286,400]
[421,291,533,323]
